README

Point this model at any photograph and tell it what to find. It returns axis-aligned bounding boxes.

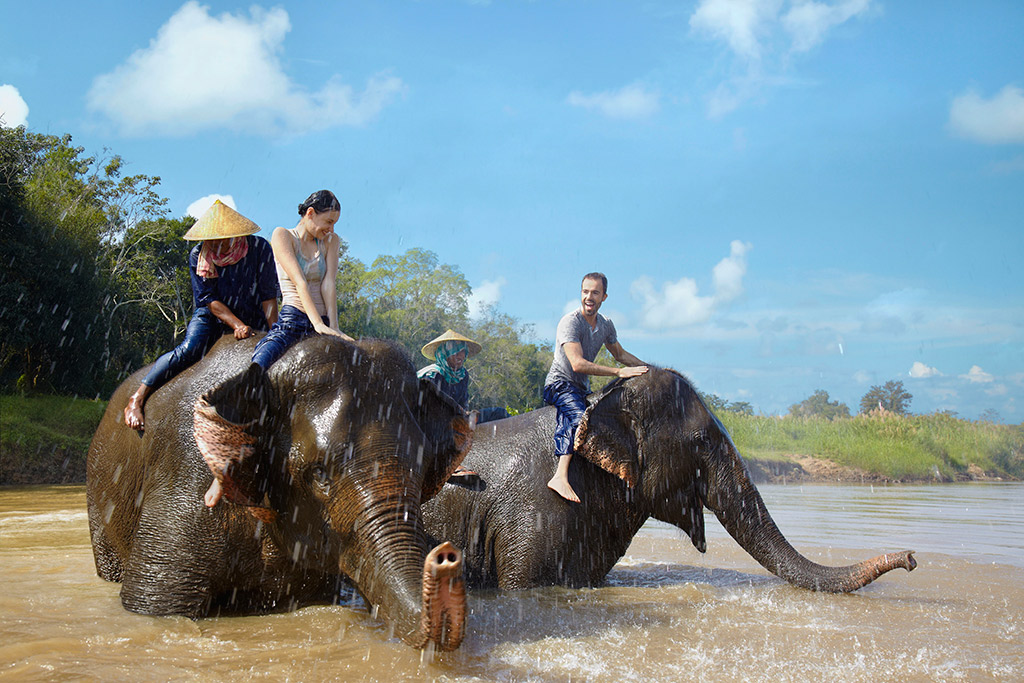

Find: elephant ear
[193,362,280,523]
[573,384,642,488]
[413,377,474,503]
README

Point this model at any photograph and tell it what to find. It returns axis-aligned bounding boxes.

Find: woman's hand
[313,322,354,342]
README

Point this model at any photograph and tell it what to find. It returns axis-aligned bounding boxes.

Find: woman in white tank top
[250,189,355,370]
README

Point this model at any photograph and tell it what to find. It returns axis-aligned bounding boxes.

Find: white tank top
[277,227,327,317]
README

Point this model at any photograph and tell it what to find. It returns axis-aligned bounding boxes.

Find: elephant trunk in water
[338,459,466,651]
[703,433,917,592]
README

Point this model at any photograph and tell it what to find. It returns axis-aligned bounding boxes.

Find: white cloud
[690,0,873,116]
[949,85,1024,144]
[908,361,941,378]
[566,83,660,120]
[631,240,752,330]
[0,84,29,127]
[468,277,506,319]
[690,0,781,61]
[782,0,871,53]
[187,194,237,219]
[960,365,994,384]
[87,2,404,137]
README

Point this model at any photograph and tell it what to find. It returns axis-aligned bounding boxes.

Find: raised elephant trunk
[703,436,916,592]
[338,462,466,651]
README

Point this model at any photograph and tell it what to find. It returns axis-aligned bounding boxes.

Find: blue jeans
[142,308,225,389]
[251,305,329,370]
[543,380,588,457]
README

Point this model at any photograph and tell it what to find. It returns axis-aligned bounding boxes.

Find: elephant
[87,334,471,651]
[423,367,916,592]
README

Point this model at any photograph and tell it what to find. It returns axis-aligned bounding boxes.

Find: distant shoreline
[1,446,1013,487]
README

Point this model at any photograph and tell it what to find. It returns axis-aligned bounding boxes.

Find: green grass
[1,393,108,460]
[1,393,1022,484]
[718,411,1024,481]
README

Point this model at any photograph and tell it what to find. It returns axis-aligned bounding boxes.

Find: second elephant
[424,367,916,592]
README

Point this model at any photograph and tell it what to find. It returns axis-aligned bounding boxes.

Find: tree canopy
[789,389,851,420]
[859,380,913,415]
[0,128,551,411]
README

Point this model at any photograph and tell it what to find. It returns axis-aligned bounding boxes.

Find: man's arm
[564,342,648,379]
[607,341,646,368]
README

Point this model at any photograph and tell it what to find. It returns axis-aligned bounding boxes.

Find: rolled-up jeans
[542,380,588,457]
[141,307,225,390]
[251,304,330,370]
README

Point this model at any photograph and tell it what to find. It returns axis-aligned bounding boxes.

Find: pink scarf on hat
[196,237,249,278]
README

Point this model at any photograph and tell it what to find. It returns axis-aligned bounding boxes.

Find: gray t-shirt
[544,309,618,392]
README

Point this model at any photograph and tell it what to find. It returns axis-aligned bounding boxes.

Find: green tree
[859,380,913,415]
[343,248,471,358]
[0,127,170,395]
[789,389,851,420]
[465,306,551,413]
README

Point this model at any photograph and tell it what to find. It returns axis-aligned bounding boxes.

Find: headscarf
[196,237,249,278]
[417,340,468,385]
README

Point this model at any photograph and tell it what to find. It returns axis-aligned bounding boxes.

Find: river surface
[1,482,1022,681]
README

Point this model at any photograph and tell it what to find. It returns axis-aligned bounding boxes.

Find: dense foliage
[0,128,551,411]
[859,380,913,415]
[789,389,851,420]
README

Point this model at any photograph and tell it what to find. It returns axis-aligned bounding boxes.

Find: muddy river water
[2,482,1022,681]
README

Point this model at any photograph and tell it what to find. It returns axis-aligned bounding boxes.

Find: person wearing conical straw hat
[417,330,509,424]
[123,200,279,432]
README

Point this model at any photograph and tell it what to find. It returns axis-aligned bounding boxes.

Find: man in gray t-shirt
[542,272,648,503]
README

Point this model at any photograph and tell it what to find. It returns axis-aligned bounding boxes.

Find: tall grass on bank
[718,410,1024,481]
[1,393,1022,484]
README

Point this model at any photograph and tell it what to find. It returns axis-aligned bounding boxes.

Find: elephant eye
[311,464,330,485]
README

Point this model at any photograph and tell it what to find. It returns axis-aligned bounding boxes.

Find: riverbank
[2,393,1021,485]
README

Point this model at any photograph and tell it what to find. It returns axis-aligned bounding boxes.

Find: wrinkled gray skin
[424,367,916,592]
[88,335,470,650]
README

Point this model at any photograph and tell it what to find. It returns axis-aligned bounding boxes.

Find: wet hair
[298,189,341,217]
[582,272,608,294]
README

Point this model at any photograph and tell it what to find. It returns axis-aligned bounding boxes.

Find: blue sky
[3,1,1022,420]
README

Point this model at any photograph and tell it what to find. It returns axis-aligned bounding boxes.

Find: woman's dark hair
[298,189,341,216]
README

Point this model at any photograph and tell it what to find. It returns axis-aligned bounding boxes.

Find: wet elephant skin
[423,367,916,593]
[87,335,471,650]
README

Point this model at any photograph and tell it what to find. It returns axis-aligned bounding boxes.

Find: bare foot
[204,479,223,507]
[123,393,146,431]
[547,475,580,503]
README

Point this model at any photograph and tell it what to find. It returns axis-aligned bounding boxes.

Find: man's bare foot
[204,479,223,507]
[547,475,580,503]
[123,393,146,431]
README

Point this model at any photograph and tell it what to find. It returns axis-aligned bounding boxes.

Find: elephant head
[192,336,470,649]
[572,367,916,592]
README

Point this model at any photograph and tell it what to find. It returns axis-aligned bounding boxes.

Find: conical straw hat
[183,200,261,241]
[421,329,482,360]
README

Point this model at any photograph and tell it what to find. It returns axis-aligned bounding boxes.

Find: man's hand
[616,365,649,378]
[233,324,253,340]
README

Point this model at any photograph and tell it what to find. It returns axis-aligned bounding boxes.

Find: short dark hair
[298,189,341,217]
[582,272,608,293]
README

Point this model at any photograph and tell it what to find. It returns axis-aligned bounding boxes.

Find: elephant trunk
[342,487,466,650]
[704,441,916,593]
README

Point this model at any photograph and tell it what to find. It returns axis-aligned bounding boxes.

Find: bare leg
[547,454,580,503]
[204,478,223,507]
[123,384,152,431]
